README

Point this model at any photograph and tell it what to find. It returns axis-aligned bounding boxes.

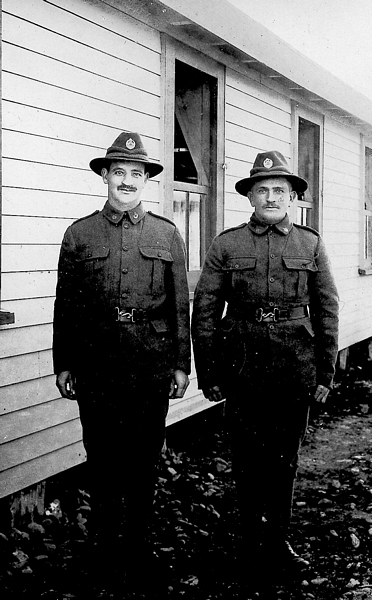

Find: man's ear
[289,190,297,202]
[101,168,109,184]
[247,191,254,207]
[144,171,150,184]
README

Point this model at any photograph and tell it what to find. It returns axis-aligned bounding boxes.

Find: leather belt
[230,305,310,323]
[114,307,160,323]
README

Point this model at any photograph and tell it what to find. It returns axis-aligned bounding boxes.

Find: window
[162,39,225,291]
[360,144,372,274]
[292,103,323,231]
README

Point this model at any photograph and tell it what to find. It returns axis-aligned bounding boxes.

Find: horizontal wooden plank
[0,441,86,498]
[324,168,360,190]
[3,41,160,117]
[226,105,291,144]
[0,350,52,387]
[324,154,360,179]
[3,0,161,73]
[1,245,60,273]
[167,391,213,426]
[1,187,105,219]
[0,323,52,360]
[226,68,290,113]
[226,84,291,128]
[3,158,160,200]
[323,180,360,200]
[323,126,360,155]
[226,138,291,165]
[2,103,160,161]
[1,375,58,414]
[3,72,161,139]
[0,297,54,330]
[324,140,361,167]
[2,215,73,245]
[1,398,79,445]
[1,271,57,302]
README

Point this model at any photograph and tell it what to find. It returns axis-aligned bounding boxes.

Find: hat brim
[235,172,308,196]
[89,156,164,178]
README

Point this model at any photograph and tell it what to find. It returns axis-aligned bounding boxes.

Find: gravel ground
[1,361,371,600]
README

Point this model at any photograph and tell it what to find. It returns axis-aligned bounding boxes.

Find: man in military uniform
[53,132,191,593]
[191,151,339,581]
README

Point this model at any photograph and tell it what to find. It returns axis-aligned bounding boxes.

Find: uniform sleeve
[191,238,227,390]
[53,227,79,374]
[310,236,339,388]
[167,227,192,375]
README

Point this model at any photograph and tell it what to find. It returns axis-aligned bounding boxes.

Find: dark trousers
[77,380,169,565]
[225,383,310,543]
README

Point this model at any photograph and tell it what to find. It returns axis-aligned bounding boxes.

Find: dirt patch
[1,366,372,599]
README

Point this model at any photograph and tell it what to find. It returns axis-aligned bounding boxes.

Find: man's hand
[203,385,225,403]
[313,384,330,404]
[56,370,76,400]
[169,370,189,398]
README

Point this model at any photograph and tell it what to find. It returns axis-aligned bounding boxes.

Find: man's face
[102,161,149,210]
[248,177,296,224]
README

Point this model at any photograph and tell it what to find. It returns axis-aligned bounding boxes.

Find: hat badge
[263,158,273,169]
[126,138,136,150]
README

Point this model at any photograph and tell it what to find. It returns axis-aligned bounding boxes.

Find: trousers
[77,379,169,559]
[225,382,310,541]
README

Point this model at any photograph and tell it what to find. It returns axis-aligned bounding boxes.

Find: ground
[1,358,371,600]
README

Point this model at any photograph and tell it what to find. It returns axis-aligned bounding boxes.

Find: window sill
[358,267,372,276]
[0,311,15,325]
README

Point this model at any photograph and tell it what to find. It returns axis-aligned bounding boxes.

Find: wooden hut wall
[0,0,164,497]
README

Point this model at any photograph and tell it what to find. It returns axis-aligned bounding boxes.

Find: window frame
[359,137,372,276]
[0,138,15,325]
[291,101,324,233]
[161,36,225,293]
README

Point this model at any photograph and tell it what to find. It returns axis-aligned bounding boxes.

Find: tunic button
[158,252,162,257]
[121,292,129,298]
[269,302,274,307]
[123,246,128,251]
[234,263,239,268]
[122,268,128,274]
[133,212,139,219]
[269,325,274,330]
[269,277,275,282]
[112,215,117,220]
[270,254,275,259]
[123,223,129,229]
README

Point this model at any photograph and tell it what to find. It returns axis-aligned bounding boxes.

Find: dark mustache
[118,185,137,192]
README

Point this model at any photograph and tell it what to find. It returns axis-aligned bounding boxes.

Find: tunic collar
[248,213,293,236]
[102,201,146,225]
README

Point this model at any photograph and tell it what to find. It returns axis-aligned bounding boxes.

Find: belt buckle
[115,307,137,323]
[256,307,279,322]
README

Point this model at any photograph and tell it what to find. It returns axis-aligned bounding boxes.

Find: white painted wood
[0,441,86,498]
[2,158,160,200]
[1,246,61,273]
[227,68,290,113]
[2,103,161,161]
[226,84,291,128]
[3,73,161,140]
[0,351,53,387]
[1,398,80,445]
[1,271,57,302]
[0,298,54,329]
[3,0,161,73]
[226,105,291,144]
[2,41,160,117]
[1,215,74,245]
[0,324,52,360]
[1,375,59,414]
[226,137,291,166]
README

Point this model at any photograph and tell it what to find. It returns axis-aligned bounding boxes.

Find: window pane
[298,117,320,205]
[365,147,372,211]
[365,215,372,261]
[189,193,201,271]
[173,190,187,243]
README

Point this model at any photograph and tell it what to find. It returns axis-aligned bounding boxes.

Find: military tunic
[191,213,339,538]
[53,200,191,558]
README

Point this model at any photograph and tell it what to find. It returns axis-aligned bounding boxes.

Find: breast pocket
[139,246,174,295]
[76,246,110,278]
[282,257,318,299]
[222,256,257,295]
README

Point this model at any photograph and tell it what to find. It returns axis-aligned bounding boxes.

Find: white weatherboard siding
[225,68,292,228]
[0,0,165,498]
[323,120,372,350]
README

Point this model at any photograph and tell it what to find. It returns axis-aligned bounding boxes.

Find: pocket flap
[77,246,110,261]
[283,257,318,272]
[151,319,170,333]
[140,247,173,261]
[223,257,257,271]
